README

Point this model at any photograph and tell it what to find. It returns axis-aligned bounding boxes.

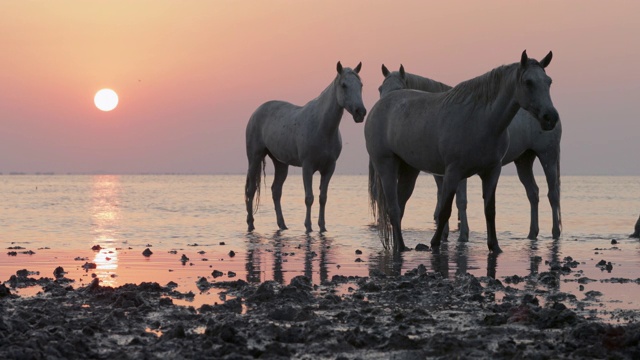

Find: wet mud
[2,260,640,360]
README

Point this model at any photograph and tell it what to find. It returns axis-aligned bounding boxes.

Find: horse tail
[368,159,393,249]
[245,157,266,215]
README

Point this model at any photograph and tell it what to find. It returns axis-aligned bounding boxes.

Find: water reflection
[430,242,450,277]
[368,250,403,277]
[272,232,284,284]
[243,231,332,285]
[317,233,330,284]
[245,233,263,283]
[487,252,498,279]
[91,175,121,287]
[454,242,468,276]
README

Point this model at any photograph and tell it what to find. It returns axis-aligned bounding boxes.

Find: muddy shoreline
[2,258,640,359]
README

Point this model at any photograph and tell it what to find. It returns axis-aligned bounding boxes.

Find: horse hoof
[458,235,469,242]
[247,225,255,232]
[489,245,503,254]
[393,246,409,253]
[630,232,640,239]
[279,225,288,231]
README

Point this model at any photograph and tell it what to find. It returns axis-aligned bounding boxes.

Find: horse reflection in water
[244,231,331,285]
[367,51,559,253]
[378,64,562,242]
[245,62,366,234]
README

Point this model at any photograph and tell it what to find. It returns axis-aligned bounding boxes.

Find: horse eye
[525,80,534,88]
[341,83,348,89]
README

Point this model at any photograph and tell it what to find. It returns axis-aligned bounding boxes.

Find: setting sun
[94,89,119,111]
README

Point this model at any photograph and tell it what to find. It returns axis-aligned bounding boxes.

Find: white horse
[245,62,366,233]
[378,64,562,241]
[366,51,558,253]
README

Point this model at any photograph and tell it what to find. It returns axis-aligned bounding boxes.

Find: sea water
[2,174,639,320]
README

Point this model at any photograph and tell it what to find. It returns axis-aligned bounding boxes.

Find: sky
[1,1,639,175]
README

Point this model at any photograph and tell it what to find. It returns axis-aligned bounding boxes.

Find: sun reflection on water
[91,175,121,287]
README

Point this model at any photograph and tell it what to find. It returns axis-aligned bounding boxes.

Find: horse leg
[397,162,420,219]
[432,175,450,241]
[318,162,336,232]
[302,165,315,233]
[538,150,562,239]
[514,151,540,239]
[431,170,462,249]
[270,158,289,230]
[433,175,443,221]
[376,157,407,252]
[480,166,503,253]
[245,154,265,232]
[456,178,469,242]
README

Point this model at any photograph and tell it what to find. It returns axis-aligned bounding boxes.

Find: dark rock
[142,248,153,257]
[415,243,429,251]
[53,266,65,278]
[0,283,11,297]
[290,275,312,291]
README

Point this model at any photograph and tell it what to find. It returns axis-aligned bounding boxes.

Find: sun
[94,89,119,111]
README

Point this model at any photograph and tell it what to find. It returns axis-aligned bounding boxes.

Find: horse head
[336,61,367,123]
[516,50,559,131]
[379,64,407,98]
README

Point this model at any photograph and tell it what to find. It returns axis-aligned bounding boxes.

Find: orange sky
[1,1,639,175]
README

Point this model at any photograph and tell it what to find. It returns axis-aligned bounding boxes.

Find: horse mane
[404,73,452,92]
[442,63,520,106]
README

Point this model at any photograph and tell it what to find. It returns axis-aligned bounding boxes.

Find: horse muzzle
[352,107,367,123]
[540,109,559,131]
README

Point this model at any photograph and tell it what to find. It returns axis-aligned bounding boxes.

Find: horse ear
[520,50,528,66]
[382,64,390,77]
[354,62,362,73]
[337,61,343,74]
[399,64,405,79]
[540,51,553,68]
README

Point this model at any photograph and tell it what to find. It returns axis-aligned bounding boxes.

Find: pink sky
[1,1,639,175]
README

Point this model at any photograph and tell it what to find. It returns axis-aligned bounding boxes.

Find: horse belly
[262,126,302,166]
[391,135,444,175]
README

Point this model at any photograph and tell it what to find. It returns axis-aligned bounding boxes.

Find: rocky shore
[2,261,640,359]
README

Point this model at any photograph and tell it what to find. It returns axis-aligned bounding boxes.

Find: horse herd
[244,50,640,253]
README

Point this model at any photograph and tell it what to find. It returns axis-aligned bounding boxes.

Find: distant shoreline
[2,172,640,177]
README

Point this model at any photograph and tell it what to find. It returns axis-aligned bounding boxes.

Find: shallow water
[2,174,639,320]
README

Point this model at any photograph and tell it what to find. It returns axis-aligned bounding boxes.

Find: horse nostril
[543,112,555,123]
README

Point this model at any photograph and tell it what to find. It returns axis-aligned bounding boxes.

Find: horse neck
[313,77,344,137]
[447,64,521,135]
[406,73,452,93]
